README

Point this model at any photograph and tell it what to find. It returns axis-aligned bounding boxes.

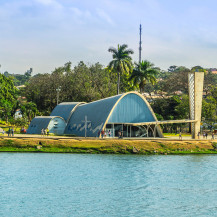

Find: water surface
[0,153,217,217]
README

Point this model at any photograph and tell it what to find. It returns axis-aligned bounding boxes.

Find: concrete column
[188,72,204,139]
[154,125,157,138]
[113,124,115,138]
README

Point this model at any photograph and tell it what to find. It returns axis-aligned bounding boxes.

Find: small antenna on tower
[139,24,142,63]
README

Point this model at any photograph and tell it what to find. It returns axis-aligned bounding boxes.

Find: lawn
[163,133,191,137]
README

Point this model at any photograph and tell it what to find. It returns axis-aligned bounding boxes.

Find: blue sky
[1,0,217,74]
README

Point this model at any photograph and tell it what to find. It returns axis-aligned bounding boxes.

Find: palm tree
[129,60,159,93]
[108,44,134,94]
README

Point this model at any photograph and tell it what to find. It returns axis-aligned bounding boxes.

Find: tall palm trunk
[139,83,143,94]
[117,71,120,95]
[139,83,144,94]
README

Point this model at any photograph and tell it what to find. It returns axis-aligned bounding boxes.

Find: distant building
[26,68,33,75]
[16,85,26,90]
[209,68,217,74]
[14,109,22,119]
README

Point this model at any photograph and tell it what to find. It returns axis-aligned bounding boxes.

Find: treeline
[151,67,217,131]
[23,62,120,114]
[0,44,217,131]
[20,62,217,129]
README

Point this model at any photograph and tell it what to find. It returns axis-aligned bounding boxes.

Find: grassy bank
[0,137,217,154]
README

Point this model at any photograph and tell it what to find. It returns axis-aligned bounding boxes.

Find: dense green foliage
[4,71,31,86]
[0,73,38,124]
[0,74,18,122]
[23,62,117,114]
[0,73,17,101]
[150,67,217,131]
[0,44,216,132]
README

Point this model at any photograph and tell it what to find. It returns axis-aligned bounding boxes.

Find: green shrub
[212,142,217,150]
[0,120,6,125]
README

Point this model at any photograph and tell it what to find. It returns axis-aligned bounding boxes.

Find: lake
[0,153,217,217]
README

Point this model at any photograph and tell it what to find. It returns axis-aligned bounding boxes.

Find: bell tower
[188,71,204,139]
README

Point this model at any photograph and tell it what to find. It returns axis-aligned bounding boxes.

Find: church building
[27,92,163,138]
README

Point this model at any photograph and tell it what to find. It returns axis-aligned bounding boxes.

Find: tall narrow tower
[139,24,142,63]
[188,71,204,139]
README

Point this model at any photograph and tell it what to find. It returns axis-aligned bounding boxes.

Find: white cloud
[35,0,62,9]
[70,7,92,19]
[70,7,83,17]
[35,0,55,5]
[96,8,114,26]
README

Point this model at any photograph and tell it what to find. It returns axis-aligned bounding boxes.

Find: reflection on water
[0,153,217,217]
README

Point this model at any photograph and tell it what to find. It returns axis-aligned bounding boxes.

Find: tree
[0,99,13,123]
[72,62,116,102]
[108,44,134,94]
[129,60,159,93]
[174,66,190,73]
[202,86,217,125]
[0,74,18,122]
[204,73,217,96]
[24,73,52,114]
[14,118,28,129]
[211,86,217,102]
[20,102,39,122]
[168,65,177,73]
[151,95,189,133]
[191,66,204,72]
[157,67,190,95]
[0,73,17,101]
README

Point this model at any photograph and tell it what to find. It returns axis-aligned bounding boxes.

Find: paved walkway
[0,134,216,141]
